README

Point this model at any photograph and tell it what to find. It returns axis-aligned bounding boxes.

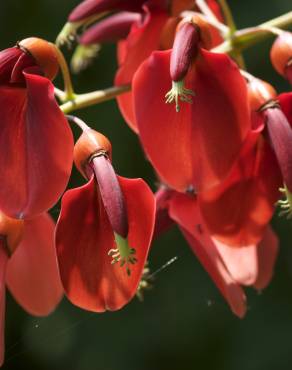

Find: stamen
[56,22,82,47]
[278,185,292,219]
[165,80,195,112]
[71,44,101,74]
[136,263,153,302]
[108,233,137,276]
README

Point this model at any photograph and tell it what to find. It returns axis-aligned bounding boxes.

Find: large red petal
[0,243,8,366]
[115,6,168,132]
[253,226,279,290]
[0,72,73,219]
[168,193,246,318]
[133,49,250,192]
[198,137,282,246]
[6,213,63,316]
[55,176,155,312]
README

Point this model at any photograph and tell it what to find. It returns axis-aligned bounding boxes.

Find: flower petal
[0,47,23,84]
[115,6,168,132]
[6,213,63,316]
[215,239,258,286]
[168,193,246,318]
[253,226,279,290]
[55,176,155,312]
[198,137,281,246]
[133,49,251,192]
[0,72,73,219]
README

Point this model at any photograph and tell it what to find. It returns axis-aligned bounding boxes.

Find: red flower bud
[68,0,145,23]
[74,129,112,178]
[247,78,277,111]
[91,156,128,238]
[270,32,292,84]
[170,21,200,82]
[263,106,292,192]
[18,38,59,80]
[0,212,24,256]
[80,12,141,45]
[178,13,213,50]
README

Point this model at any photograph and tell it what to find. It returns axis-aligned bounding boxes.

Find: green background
[0,0,292,369]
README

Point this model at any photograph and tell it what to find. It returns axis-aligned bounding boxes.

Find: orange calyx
[18,37,59,80]
[74,129,112,178]
[247,77,277,111]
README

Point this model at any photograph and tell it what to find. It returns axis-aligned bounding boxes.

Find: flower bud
[68,0,145,23]
[19,38,59,80]
[0,212,24,256]
[74,129,112,178]
[170,21,200,82]
[247,78,277,111]
[263,106,292,193]
[178,13,213,50]
[80,12,141,45]
[270,32,292,84]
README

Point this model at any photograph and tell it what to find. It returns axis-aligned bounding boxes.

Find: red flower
[167,191,278,318]
[55,129,155,312]
[133,48,250,193]
[0,212,63,365]
[0,38,73,219]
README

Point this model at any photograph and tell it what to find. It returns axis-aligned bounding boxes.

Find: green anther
[165,80,195,113]
[278,184,292,219]
[71,44,101,74]
[108,233,137,276]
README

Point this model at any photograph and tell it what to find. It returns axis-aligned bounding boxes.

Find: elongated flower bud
[263,106,292,192]
[80,12,141,45]
[0,212,24,256]
[19,38,59,80]
[165,21,200,112]
[270,32,292,85]
[170,22,200,82]
[91,156,128,237]
[69,0,145,23]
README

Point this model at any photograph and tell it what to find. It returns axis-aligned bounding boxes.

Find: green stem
[60,84,130,114]
[213,11,292,54]
[53,45,75,100]
[218,0,236,34]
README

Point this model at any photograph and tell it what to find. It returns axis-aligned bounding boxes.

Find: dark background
[0,1,292,369]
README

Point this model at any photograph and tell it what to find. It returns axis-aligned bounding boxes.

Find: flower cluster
[0,0,292,365]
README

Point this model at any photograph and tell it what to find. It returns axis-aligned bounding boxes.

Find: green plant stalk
[60,85,130,114]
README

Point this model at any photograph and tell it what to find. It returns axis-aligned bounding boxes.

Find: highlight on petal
[115,6,168,132]
[168,193,246,318]
[55,176,155,312]
[198,136,282,247]
[133,49,250,192]
[215,239,258,286]
[253,226,279,290]
[0,71,73,219]
[6,213,63,316]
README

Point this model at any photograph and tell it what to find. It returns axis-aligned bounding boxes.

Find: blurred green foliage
[0,1,292,369]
